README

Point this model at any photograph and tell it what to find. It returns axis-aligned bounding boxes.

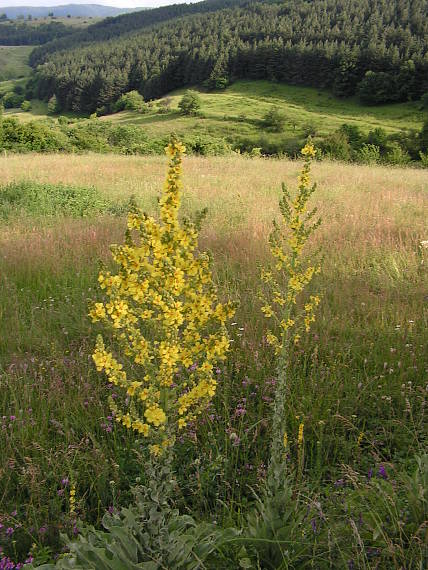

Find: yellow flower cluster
[260,140,322,355]
[90,139,235,455]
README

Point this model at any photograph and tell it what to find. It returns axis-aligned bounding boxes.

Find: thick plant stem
[267,352,289,489]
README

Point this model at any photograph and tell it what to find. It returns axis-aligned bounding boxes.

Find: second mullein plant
[259,141,322,484]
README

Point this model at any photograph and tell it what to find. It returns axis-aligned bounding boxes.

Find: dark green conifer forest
[29,0,428,113]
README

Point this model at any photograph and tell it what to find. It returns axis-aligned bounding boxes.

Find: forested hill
[31,0,428,113]
[30,0,249,64]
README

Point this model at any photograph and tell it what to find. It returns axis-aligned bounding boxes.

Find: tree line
[30,0,428,113]
[0,20,75,45]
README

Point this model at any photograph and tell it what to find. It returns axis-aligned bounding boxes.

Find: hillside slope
[31,0,428,113]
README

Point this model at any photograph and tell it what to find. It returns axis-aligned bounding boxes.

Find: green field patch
[0,45,32,82]
[0,180,125,220]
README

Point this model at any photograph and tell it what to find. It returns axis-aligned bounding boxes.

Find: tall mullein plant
[260,142,322,484]
[90,138,235,459]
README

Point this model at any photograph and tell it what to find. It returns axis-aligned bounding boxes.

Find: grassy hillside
[5,80,424,141]
[104,81,425,140]
[0,45,32,82]
[0,152,427,566]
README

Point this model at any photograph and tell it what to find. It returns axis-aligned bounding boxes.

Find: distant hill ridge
[0,4,143,19]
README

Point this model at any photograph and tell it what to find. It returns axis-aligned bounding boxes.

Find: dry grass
[1,153,426,238]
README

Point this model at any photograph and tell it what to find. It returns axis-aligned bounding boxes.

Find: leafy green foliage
[30,463,240,570]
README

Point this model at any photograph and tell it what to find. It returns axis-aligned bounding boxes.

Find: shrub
[338,123,363,149]
[157,97,172,113]
[2,92,25,109]
[385,142,411,165]
[357,71,397,105]
[183,134,231,156]
[358,143,381,164]
[21,100,32,112]
[366,127,389,154]
[0,117,69,152]
[418,151,428,167]
[47,94,60,115]
[419,92,428,110]
[320,130,352,161]
[302,120,318,138]
[262,106,286,132]
[419,119,428,153]
[114,90,147,113]
[178,90,201,116]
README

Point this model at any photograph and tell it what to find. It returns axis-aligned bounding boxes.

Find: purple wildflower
[378,465,387,479]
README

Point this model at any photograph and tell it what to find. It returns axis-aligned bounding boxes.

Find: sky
[0,1,201,7]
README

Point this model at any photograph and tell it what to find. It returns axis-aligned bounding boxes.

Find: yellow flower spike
[297,423,304,447]
[301,142,316,158]
[283,432,288,449]
[261,141,322,476]
[90,138,234,455]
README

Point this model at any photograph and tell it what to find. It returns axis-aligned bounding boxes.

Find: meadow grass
[0,153,427,565]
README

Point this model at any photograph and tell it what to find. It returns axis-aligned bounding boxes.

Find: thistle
[90,138,235,457]
[260,141,322,482]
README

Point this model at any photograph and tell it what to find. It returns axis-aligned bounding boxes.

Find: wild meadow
[0,150,427,568]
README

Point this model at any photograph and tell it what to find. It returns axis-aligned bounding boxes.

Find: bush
[114,90,147,113]
[183,134,231,156]
[367,127,389,154]
[21,100,32,112]
[0,117,69,152]
[357,71,397,105]
[2,92,25,109]
[157,97,172,113]
[47,94,60,114]
[358,143,381,164]
[178,90,201,116]
[338,123,363,149]
[262,106,286,132]
[235,134,304,157]
[320,130,352,161]
[385,142,411,165]
[419,92,428,110]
